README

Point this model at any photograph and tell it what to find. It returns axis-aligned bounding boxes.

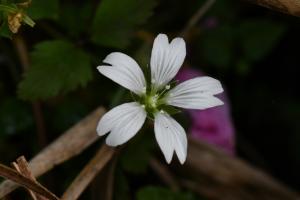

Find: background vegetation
[0,0,299,199]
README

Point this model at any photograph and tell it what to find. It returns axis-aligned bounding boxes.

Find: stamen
[165,85,170,90]
[160,110,165,114]
[141,104,145,108]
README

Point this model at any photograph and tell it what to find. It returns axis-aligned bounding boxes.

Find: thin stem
[180,0,216,38]
[12,34,48,148]
[105,159,117,200]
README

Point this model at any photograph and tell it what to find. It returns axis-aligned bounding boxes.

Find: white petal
[150,34,186,90]
[97,102,146,147]
[154,112,187,164]
[166,76,224,109]
[97,52,146,95]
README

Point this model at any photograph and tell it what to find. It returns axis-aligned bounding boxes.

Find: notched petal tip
[156,33,169,41]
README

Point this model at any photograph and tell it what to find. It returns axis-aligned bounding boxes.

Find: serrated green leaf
[27,0,59,20]
[238,19,286,62]
[18,40,92,100]
[91,0,157,48]
[136,186,196,200]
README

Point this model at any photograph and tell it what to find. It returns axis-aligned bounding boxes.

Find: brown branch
[11,162,37,200]
[61,145,115,200]
[0,163,58,200]
[246,0,300,17]
[149,157,179,192]
[0,107,106,198]
[12,156,47,200]
[174,137,300,200]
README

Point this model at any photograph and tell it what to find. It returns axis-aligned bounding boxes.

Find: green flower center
[138,84,172,118]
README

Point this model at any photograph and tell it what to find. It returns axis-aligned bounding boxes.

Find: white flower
[97,33,224,164]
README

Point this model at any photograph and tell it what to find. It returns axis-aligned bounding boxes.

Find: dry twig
[0,107,106,198]
[0,163,58,200]
[175,137,300,200]
[61,145,115,200]
[12,156,47,200]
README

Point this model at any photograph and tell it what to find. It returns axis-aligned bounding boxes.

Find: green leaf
[136,186,196,200]
[238,19,286,62]
[18,40,92,100]
[91,0,157,48]
[0,17,12,38]
[27,0,59,20]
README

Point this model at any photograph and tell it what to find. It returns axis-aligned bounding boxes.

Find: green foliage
[120,133,155,174]
[58,1,92,38]
[0,98,33,136]
[200,25,234,68]
[27,0,59,20]
[18,40,92,100]
[91,0,157,48]
[199,19,286,73]
[114,169,131,200]
[136,186,196,200]
[0,16,12,38]
[238,19,286,62]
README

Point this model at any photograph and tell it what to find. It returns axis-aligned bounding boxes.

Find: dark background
[0,0,299,199]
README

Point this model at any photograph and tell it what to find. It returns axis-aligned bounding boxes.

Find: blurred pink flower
[176,67,236,155]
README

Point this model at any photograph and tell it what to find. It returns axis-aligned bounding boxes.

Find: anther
[165,85,170,90]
